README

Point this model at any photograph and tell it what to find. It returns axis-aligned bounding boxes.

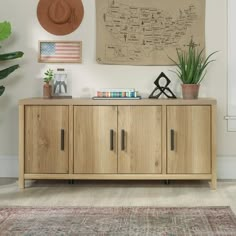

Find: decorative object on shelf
[93,88,141,100]
[93,96,141,100]
[37,0,84,36]
[43,69,53,99]
[0,21,24,96]
[169,38,217,99]
[38,41,82,64]
[53,68,72,98]
[96,0,205,65]
[149,72,176,99]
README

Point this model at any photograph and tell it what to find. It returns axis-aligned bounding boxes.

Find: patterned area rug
[0,207,236,235]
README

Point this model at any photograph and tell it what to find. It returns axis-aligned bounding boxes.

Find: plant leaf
[198,70,207,84]
[168,39,217,84]
[0,86,5,96]
[0,65,19,80]
[0,51,24,61]
[0,21,11,41]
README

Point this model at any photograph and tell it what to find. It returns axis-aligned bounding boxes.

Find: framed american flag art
[38,41,82,63]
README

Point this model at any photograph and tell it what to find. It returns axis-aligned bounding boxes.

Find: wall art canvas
[39,41,82,63]
[96,0,205,65]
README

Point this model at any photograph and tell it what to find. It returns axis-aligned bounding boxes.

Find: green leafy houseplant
[169,39,217,99]
[43,69,54,98]
[0,21,24,96]
[44,69,54,84]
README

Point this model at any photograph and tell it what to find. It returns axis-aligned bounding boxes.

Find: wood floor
[0,179,236,214]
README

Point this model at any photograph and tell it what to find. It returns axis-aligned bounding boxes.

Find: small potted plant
[170,39,217,99]
[43,69,53,98]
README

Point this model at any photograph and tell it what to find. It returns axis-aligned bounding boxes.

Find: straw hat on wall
[37,0,84,35]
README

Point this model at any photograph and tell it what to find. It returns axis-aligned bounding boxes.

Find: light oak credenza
[19,98,217,189]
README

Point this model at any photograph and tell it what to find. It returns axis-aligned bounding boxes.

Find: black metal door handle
[121,129,125,151]
[170,129,174,151]
[61,129,65,151]
[110,129,114,151]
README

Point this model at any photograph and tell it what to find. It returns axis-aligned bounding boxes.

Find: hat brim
[37,0,84,35]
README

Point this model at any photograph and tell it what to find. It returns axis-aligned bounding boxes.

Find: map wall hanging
[96,0,205,66]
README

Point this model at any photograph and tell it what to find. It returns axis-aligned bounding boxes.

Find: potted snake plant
[169,39,217,99]
[0,21,24,96]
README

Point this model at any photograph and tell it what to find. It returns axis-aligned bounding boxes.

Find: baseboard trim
[0,155,236,179]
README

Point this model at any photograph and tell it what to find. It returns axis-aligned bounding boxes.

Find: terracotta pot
[181,84,200,99]
[43,83,52,99]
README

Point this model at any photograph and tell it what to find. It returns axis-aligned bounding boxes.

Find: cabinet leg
[164,180,170,185]
[68,180,75,185]
[211,177,217,190]
[18,178,25,189]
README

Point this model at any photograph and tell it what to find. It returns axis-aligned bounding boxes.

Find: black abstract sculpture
[149,72,177,99]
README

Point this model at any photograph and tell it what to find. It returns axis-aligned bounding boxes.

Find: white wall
[227,0,236,131]
[0,0,235,178]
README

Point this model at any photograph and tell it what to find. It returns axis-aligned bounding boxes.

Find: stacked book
[94,88,141,100]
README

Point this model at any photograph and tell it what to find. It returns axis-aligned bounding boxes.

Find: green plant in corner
[169,39,217,84]
[0,21,24,96]
[43,69,54,84]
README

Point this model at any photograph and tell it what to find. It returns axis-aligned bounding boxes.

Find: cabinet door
[25,106,69,174]
[74,106,117,174]
[167,106,211,174]
[118,106,162,174]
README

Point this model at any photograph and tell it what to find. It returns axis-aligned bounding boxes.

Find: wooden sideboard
[19,98,216,189]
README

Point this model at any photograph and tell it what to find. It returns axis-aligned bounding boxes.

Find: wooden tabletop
[19,97,217,106]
